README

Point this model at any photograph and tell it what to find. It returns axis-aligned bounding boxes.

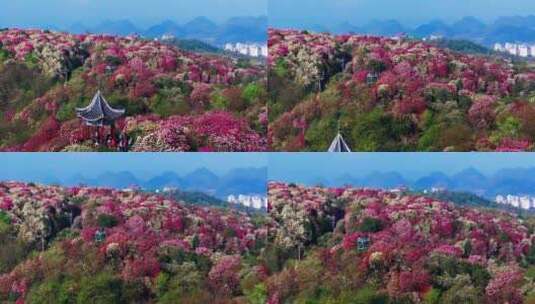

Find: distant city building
[494,43,535,57]
[160,34,175,41]
[224,43,268,58]
[496,194,535,210]
[390,186,408,194]
[423,187,446,194]
[155,186,178,193]
[227,194,267,209]
[391,33,407,41]
[123,185,141,192]
[422,35,443,41]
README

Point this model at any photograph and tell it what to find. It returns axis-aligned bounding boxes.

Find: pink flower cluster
[125,111,267,151]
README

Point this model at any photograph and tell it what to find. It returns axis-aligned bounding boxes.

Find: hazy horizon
[0,0,267,29]
[269,0,535,28]
[268,153,535,183]
[0,153,267,183]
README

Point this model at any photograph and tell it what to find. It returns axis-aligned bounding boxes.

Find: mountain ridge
[312,15,535,45]
[67,16,268,44]
[279,166,535,199]
[6,167,267,199]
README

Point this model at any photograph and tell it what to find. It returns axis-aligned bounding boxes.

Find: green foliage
[359,217,384,233]
[350,109,413,151]
[169,39,220,53]
[27,278,76,304]
[24,53,40,68]
[431,39,491,55]
[155,263,203,302]
[526,265,535,279]
[0,48,11,61]
[76,272,124,304]
[367,59,387,73]
[268,72,306,121]
[242,82,265,104]
[418,122,442,151]
[149,93,187,117]
[274,58,289,78]
[56,101,77,122]
[121,280,149,303]
[490,116,521,143]
[97,214,119,228]
[155,272,171,297]
[0,62,56,147]
[421,191,496,209]
[340,285,389,304]
[107,92,145,116]
[527,245,535,265]
[439,275,482,304]
[236,58,252,69]
[244,283,267,304]
[169,190,226,207]
[0,223,32,274]
[262,244,292,273]
[210,92,229,110]
[423,288,441,304]
[55,228,80,241]
[105,55,122,66]
[61,144,96,152]
[426,255,490,289]
[305,117,338,151]
[0,210,10,225]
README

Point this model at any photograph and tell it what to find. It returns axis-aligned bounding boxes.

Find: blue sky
[269,0,535,28]
[3,153,535,186]
[0,0,267,28]
[0,153,267,181]
[268,153,535,182]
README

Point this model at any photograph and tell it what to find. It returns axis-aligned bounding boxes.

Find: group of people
[93,129,131,152]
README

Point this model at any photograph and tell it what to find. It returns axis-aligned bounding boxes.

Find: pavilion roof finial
[328,132,351,152]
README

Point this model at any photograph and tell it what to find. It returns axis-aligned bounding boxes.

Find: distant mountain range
[293,167,535,199]
[66,16,267,45]
[323,15,535,46]
[6,167,267,199]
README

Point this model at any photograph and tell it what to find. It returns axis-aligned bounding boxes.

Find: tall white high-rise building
[224,42,268,58]
[227,194,267,209]
[494,42,535,57]
[496,194,535,210]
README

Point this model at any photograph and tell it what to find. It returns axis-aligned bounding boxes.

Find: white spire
[328,133,351,152]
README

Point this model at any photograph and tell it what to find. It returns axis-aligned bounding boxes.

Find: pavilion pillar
[110,123,116,140]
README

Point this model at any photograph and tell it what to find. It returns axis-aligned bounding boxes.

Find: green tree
[359,217,384,233]
[76,272,124,304]
[97,214,119,228]
[242,82,265,105]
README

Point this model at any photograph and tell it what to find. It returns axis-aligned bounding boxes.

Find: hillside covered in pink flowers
[268,29,535,151]
[0,29,267,151]
[0,182,270,303]
[265,182,535,303]
[1,181,534,303]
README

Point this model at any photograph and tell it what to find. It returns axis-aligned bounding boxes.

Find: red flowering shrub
[127,111,267,152]
[208,255,242,296]
[21,117,60,152]
[485,268,524,304]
